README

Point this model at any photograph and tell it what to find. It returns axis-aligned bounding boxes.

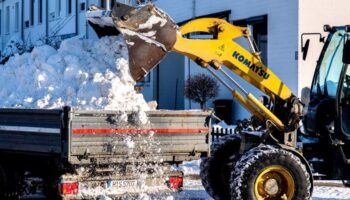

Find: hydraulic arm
[172,18,299,131]
[87,3,303,133]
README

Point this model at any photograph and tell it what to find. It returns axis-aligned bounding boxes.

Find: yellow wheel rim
[254,165,295,200]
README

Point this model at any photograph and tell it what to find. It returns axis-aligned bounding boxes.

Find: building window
[234,15,268,64]
[100,0,105,9]
[67,0,72,15]
[80,2,86,11]
[5,6,9,33]
[30,0,34,26]
[38,0,43,23]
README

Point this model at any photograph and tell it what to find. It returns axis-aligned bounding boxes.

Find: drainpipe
[45,0,48,42]
[75,0,79,35]
[1,1,4,51]
[86,0,89,38]
[21,0,24,41]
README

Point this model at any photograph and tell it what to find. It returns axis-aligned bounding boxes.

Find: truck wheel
[342,180,350,187]
[200,135,241,200]
[0,166,22,200]
[0,166,5,198]
[230,145,311,200]
[43,176,60,200]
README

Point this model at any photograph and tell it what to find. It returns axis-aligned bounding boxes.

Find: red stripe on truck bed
[72,128,209,135]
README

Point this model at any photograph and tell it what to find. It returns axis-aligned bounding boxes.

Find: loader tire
[200,135,241,200]
[230,145,311,200]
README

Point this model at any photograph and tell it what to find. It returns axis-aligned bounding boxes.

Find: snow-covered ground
[126,178,350,200]
[174,179,350,200]
[172,160,350,200]
[313,186,350,200]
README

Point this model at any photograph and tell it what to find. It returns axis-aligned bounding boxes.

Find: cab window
[312,31,345,97]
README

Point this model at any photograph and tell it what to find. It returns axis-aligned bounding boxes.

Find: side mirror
[343,39,350,64]
[300,32,325,61]
[302,39,310,60]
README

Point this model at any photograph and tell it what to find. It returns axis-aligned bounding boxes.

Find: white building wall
[155,0,231,23]
[298,0,350,98]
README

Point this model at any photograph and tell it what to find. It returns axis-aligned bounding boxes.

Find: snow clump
[0,36,149,124]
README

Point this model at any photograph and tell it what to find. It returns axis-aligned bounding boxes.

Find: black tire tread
[230,145,312,200]
[200,135,241,200]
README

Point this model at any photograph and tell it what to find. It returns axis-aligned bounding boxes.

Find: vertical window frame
[15,3,19,31]
[30,0,35,26]
[0,10,2,35]
[38,0,43,23]
[5,6,9,34]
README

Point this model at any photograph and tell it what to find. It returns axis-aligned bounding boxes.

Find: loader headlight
[345,25,350,33]
[323,24,332,32]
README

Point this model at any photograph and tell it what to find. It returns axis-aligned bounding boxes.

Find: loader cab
[301,27,350,180]
[306,27,350,140]
[339,48,350,138]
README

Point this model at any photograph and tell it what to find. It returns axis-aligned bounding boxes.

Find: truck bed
[0,107,210,165]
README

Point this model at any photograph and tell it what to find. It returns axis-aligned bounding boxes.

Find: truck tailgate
[68,110,210,165]
[0,109,63,154]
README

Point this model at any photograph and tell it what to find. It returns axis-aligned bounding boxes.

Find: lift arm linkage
[172,18,296,130]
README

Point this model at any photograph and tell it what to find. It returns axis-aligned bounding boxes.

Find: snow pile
[176,160,202,176]
[0,36,149,123]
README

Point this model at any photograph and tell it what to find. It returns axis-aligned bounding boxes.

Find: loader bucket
[87,3,178,82]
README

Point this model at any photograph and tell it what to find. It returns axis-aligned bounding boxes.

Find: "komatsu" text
[232,51,270,80]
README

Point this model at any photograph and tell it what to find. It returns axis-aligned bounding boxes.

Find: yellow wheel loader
[87,3,350,200]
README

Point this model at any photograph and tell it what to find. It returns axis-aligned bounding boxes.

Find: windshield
[312,30,347,97]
